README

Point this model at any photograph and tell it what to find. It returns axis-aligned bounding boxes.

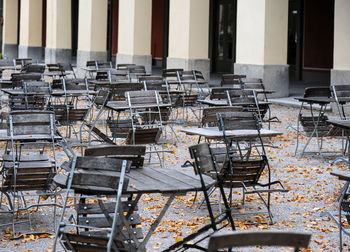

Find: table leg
[138,194,175,252]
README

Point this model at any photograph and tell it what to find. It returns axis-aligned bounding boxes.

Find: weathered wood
[75,156,131,171]
[85,145,146,156]
[207,231,311,252]
[78,213,141,228]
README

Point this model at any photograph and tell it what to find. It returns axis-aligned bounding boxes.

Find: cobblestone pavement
[0,104,348,251]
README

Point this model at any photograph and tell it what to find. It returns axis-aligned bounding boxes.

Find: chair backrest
[85,145,146,168]
[162,68,183,79]
[22,64,45,73]
[96,61,112,69]
[210,87,239,100]
[46,63,64,72]
[128,65,146,75]
[72,156,130,190]
[95,70,111,81]
[303,87,331,98]
[139,75,166,91]
[13,58,32,68]
[201,106,243,127]
[217,111,259,131]
[116,63,135,70]
[221,74,245,87]
[207,231,311,252]
[9,110,54,136]
[221,158,267,186]
[93,89,110,106]
[86,60,97,68]
[126,127,162,145]
[11,73,42,88]
[242,78,264,90]
[127,90,159,106]
[110,82,143,101]
[24,81,51,94]
[189,143,217,174]
[331,85,350,119]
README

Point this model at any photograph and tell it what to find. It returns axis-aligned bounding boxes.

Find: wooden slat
[78,213,141,228]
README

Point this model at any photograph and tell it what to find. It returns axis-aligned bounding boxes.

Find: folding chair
[0,110,60,234]
[165,142,235,251]
[291,87,336,156]
[217,111,288,223]
[53,156,143,252]
[220,74,246,87]
[125,90,171,167]
[242,78,279,128]
[207,231,311,252]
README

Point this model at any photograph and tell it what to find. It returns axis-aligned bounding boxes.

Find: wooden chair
[241,78,279,127]
[85,145,146,168]
[167,142,235,251]
[332,84,350,119]
[21,64,45,73]
[54,156,143,252]
[207,231,311,252]
[13,58,32,70]
[217,111,288,222]
[9,81,50,111]
[10,72,42,88]
[1,110,59,234]
[226,89,265,124]
[220,74,245,87]
[293,87,334,156]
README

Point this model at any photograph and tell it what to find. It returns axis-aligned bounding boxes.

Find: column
[116,0,152,73]
[234,0,289,97]
[45,0,72,64]
[331,0,350,85]
[167,0,210,80]
[2,0,18,59]
[18,0,43,60]
[77,0,108,68]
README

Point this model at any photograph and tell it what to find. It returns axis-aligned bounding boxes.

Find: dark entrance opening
[210,0,236,73]
[107,0,118,62]
[151,0,169,69]
[288,0,334,95]
[71,0,79,59]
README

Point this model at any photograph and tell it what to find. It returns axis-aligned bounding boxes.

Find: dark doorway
[211,0,236,73]
[71,0,79,58]
[42,0,46,48]
[288,0,334,88]
[151,0,169,69]
[107,0,118,61]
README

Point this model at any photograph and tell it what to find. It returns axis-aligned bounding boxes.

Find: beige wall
[20,0,43,47]
[236,0,288,65]
[118,0,152,55]
[334,0,350,70]
[78,0,107,52]
[3,0,18,44]
[46,0,71,49]
[264,0,288,65]
[168,0,209,59]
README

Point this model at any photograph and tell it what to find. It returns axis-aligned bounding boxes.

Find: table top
[330,171,350,181]
[0,129,62,141]
[181,127,282,140]
[54,166,215,194]
[105,101,171,111]
[44,72,67,77]
[327,119,350,130]
[295,97,335,104]
[1,88,96,96]
[198,99,270,107]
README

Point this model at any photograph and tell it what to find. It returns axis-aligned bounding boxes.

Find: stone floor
[0,103,348,251]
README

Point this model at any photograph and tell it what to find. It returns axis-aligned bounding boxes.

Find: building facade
[2,0,349,97]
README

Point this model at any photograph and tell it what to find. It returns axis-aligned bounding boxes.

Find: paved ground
[0,103,348,251]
